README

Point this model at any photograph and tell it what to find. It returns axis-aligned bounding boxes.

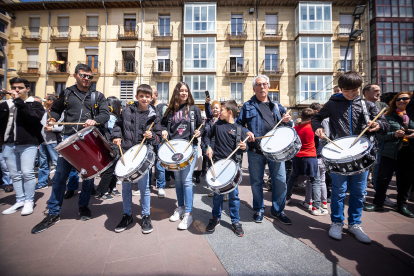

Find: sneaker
[50,169,56,175]
[78,206,91,221]
[64,190,75,199]
[133,190,141,196]
[232,222,244,237]
[208,192,214,197]
[111,189,121,197]
[35,184,48,190]
[4,185,14,193]
[384,196,397,207]
[141,215,153,234]
[158,188,166,198]
[98,193,114,200]
[31,214,60,234]
[168,178,175,188]
[178,213,193,230]
[115,214,133,233]
[2,201,24,215]
[206,218,220,232]
[223,194,229,202]
[270,213,292,225]
[21,200,34,216]
[299,201,312,210]
[348,224,371,244]
[116,180,122,185]
[169,207,185,222]
[322,202,328,209]
[329,222,343,240]
[311,207,328,216]
[327,197,331,203]
[253,211,263,223]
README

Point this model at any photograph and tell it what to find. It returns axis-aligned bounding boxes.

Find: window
[376,0,413,18]
[91,82,97,91]
[230,83,243,104]
[86,48,99,73]
[295,2,331,35]
[377,60,414,93]
[265,14,278,35]
[124,14,136,35]
[295,75,333,104]
[55,82,66,94]
[28,82,36,97]
[340,46,353,71]
[120,81,134,100]
[27,49,39,73]
[29,17,40,38]
[159,15,170,36]
[400,23,414,56]
[230,47,244,72]
[269,81,280,102]
[184,3,216,34]
[295,37,332,73]
[231,14,243,35]
[265,47,279,71]
[377,22,413,56]
[0,22,5,33]
[184,37,215,71]
[184,75,215,102]
[58,16,69,37]
[156,82,169,103]
[377,22,393,55]
[402,61,414,91]
[157,48,171,72]
[122,50,136,73]
[56,50,68,73]
[339,15,353,35]
[86,16,99,37]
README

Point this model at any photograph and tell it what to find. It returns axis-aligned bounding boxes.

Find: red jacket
[294,122,316,158]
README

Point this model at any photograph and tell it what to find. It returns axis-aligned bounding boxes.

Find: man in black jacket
[32,64,110,234]
[0,77,44,216]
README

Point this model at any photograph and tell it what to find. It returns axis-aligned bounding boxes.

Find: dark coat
[201,117,218,154]
[407,94,414,122]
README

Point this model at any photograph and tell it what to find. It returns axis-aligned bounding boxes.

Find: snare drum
[321,136,376,176]
[158,139,196,171]
[54,126,117,179]
[260,127,302,162]
[206,159,242,195]
[114,144,155,182]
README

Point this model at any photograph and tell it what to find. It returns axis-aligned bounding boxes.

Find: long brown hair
[164,82,195,116]
[387,91,413,115]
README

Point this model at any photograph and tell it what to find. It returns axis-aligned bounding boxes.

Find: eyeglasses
[255,83,268,87]
[396,97,410,102]
[11,86,26,90]
[78,73,93,80]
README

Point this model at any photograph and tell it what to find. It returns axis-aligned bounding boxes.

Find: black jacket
[111,103,162,152]
[0,97,44,145]
[201,117,218,155]
[407,94,414,122]
[311,94,389,140]
[50,84,110,136]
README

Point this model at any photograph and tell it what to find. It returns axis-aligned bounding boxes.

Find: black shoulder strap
[361,100,370,127]
[235,125,242,162]
[91,91,98,119]
[190,105,195,137]
[272,101,282,122]
[167,111,173,134]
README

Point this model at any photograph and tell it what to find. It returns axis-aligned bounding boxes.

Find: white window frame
[184,3,216,34]
[295,37,332,73]
[156,82,169,104]
[184,37,216,72]
[268,92,279,102]
[230,82,243,104]
[295,75,333,105]
[265,47,279,71]
[119,81,135,101]
[157,48,171,72]
[158,15,171,36]
[295,2,332,35]
[184,75,215,102]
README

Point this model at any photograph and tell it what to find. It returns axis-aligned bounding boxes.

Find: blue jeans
[330,171,369,225]
[174,145,197,213]
[248,151,286,215]
[2,144,37,202]
[67,167,80,191]
[38,143,59,187]
[155,159,166,189]
[0,151,11,185]
[48,156,94,215]
[212,187,240,223]
[122,172,150,216]
[372,141,384,191]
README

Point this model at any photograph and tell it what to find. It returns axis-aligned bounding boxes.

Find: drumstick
[132,122,155,161]
[272,109,291,131]
[49,122,101,126]
[351,107,387,146]
[209,155,217,179]
[323,135,343,150]
[164,137,176,152]
[118,144,126,165]
[184,123,204,152]
[222,136,249,165]
[255,135,274,139]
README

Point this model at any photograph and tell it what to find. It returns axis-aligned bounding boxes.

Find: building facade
[0,8,10,90]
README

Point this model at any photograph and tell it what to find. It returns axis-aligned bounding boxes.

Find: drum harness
[360,100,378,147]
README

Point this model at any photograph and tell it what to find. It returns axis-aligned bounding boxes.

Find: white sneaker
[2,201,25,215]
[348,224,371,244]
[384,196,397,207]
[311,207,328,216]
[329,222,344,240]
[21,200,34,216]
[178,213,193,230]
[169,207,185,222]
[322,202,328,209]
[133,190,141,196]
[299,200,312,210]
[158,188,165,198]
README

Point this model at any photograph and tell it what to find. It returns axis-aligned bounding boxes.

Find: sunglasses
[396,97,410,102]
[78,73,93,80]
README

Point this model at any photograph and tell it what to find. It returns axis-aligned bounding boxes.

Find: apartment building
[0,8,10,90]
[0,0,369,114]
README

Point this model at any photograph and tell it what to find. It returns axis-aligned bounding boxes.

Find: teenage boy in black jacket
[32,64,110,234]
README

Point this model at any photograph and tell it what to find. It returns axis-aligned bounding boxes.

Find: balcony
[152,59,173,77]
[334,59,364,74]
[261,24,283,40]
[50,26,71,42]
[47,61,70,76]
[21,27,42,42]
[0,13,9,24]
[335,24,358,41]
[226,23,247,40]
[118,25,138,40]
[261,59,284,76]
[225,60,249,77]
[17,61,41,76]
[80,26,100,41]
[114,60,138,75]
[153,25,173,41]
[77,61,101,76]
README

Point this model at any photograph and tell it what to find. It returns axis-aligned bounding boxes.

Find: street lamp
[350,29,364,41]
[344,3,366,72]
[353,5,366,16]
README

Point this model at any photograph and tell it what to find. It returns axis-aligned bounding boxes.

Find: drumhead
[55,126,94,151]
[260,127,295,153]
[158,139,193,164]
[115,144,148,177]
[322,136,371,160]
[206,159,237,188]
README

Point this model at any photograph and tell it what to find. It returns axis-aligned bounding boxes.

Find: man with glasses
[237,75,293,225]
[32,64,110,234]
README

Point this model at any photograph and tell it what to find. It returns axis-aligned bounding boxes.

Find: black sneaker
[64,190,75,199]
[31,214,60,234]
[141,215,153,234]
[232,222,244,237]
[97,193,114,200]
[270,212,292,225]
[253,212,264,223]
[206,218,220,232]
[78,206,91,221]
[4,185,14,193]
[115,214,133,233]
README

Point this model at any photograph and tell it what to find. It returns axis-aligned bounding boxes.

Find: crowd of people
[1,64,413,243]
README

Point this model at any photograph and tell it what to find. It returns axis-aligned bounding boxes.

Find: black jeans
[96,161,117,194]
[373,147,414,208]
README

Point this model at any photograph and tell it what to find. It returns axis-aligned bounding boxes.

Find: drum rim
[206,158,239,189]
[54,126,95,152]
[322,135,373,163]
[158,139,196,165]
[260,126,299,154]
[208,165,242,194]
[114,144,153,178]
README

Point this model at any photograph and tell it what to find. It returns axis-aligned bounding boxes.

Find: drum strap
[190,105,195,137]
[91,91,97,118]
[235,125,242,163]
[272,101,282,122]
[361,100,370,128]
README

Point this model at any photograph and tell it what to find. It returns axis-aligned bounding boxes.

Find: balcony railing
[261,59,284,75]
[114,60,138,75]
[118,25,139,40]
[225,60,249,76]
[153,25,173,40]
[77,61,101,75]
[226,23,247,40]
[47,61,70,75]
[50,26,71,41]
[334,59,364,73]
[21,27,42,41]
[17,61,41,76]
[335,24,359,40]
[80,26,100,41]
[261,24,283,40]
[152,59,173,76]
